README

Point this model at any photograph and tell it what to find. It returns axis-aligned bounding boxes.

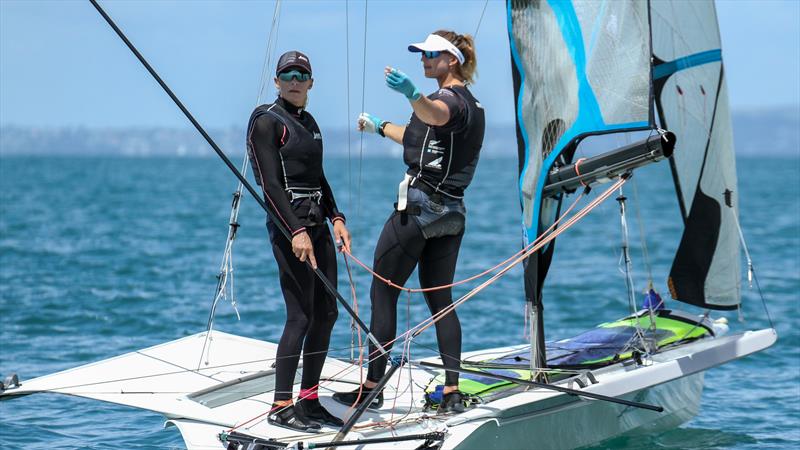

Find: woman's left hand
[333,220,352,253]
[385,67,421,101]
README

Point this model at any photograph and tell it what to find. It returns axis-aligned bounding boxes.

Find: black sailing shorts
[406,186,466,239]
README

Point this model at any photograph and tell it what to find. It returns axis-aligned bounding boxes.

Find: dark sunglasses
[278,70,311,82]
[422,50,442,59]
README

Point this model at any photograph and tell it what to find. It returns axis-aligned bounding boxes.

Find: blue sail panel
[508,0,653,246]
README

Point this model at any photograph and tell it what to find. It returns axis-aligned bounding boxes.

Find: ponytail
[433,30,477,84]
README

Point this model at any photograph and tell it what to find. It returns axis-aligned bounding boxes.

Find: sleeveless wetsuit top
[401,85,485,198]
[247,98,344,234]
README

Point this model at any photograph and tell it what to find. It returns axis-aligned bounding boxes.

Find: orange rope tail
[227,177,626,434]
[403,177,626,339]
[342,188,588,293]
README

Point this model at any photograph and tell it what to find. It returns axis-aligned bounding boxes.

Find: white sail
[508,0,652,241]
[651,0,741,309]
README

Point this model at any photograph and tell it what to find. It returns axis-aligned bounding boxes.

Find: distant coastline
[1,107,797,157]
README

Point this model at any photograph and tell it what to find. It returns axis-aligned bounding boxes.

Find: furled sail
[651,1,741,310]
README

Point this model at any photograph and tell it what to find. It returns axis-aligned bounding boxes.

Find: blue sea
[1,154,798,449]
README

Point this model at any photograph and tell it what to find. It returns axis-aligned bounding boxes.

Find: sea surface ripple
[1,155,798,449]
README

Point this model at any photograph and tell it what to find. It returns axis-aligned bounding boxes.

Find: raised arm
[385,67,452,126]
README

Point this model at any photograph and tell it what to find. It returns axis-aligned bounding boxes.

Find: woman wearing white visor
[333,30,485,414]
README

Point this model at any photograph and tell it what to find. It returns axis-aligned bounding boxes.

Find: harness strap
[412,177,463,199]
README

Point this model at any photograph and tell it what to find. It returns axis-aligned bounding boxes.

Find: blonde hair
[433,30,477,84]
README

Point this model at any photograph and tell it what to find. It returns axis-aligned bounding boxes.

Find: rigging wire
[37,165,627,432]
[199,0,283,369]
[343,188,588,294]
[89,0,385,357]
[406,178,627,341]
[630,178,655,294]
[345,0,353,214]
[473,0,490,38]
[733,213,775,329]
[322,179,628,402]
[230,177,629,431]
[356,0,369,218]
[615,181,649,349]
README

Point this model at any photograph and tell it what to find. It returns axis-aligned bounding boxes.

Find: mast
[525,261,547,378]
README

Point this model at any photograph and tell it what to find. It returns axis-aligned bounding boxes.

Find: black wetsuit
[247,97,344,403]
[367,85,485,386]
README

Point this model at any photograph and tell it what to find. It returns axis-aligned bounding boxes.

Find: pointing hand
[385,67,421,101]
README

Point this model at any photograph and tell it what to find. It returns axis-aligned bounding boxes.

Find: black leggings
[268,221,339,402]
[366,211,464,386]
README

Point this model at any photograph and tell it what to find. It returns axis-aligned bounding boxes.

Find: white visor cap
[408,34,465,65]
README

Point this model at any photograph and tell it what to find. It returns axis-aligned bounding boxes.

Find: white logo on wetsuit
[426,156,443,169]
[313,132,322,140]
[426,139,444,154]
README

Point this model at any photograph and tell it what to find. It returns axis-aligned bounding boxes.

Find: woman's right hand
[292,231,317,269]
[357,112,384,134]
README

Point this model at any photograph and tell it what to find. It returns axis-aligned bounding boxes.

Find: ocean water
[0,154,797,449]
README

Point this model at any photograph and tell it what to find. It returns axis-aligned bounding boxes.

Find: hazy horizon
[2,105,797,157]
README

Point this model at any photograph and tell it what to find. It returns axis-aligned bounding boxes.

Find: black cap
[276,51,312,76]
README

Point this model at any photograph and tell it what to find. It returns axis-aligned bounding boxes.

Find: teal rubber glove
[386,68,421,101]
[357,112,384,134]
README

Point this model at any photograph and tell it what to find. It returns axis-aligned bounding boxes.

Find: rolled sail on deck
[651,1,741,309]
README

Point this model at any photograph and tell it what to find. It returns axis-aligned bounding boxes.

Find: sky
[1,0,798,130]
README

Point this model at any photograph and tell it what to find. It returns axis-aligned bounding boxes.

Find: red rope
[341,188,588,294]
[227,177,627,434]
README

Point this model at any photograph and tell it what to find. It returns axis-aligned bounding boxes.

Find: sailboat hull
[449,372,704,450]
[1,327,775,450]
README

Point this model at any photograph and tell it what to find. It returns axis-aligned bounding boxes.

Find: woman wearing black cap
[247,50,350,431]
[333,30,484,414]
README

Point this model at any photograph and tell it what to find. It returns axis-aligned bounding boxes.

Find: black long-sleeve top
[247,97,344,236]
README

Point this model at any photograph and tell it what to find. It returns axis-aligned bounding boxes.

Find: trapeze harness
[246,98,345,403]
[367,85,485,386]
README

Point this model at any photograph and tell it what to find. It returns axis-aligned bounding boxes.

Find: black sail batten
[653,55,689,223]
[510,40,526,176]
[646,0,657,127]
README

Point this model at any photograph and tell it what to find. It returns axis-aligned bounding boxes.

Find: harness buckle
[287,189,323,203]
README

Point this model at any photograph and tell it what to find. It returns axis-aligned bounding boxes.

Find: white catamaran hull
[0,326,775,450]
[442,372,704,450]
[165,371,704,450]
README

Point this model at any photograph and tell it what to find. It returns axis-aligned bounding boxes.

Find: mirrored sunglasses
[278,70,311,82]
[422,50,442,59]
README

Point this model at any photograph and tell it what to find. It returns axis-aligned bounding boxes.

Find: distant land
[1,107,797,157]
